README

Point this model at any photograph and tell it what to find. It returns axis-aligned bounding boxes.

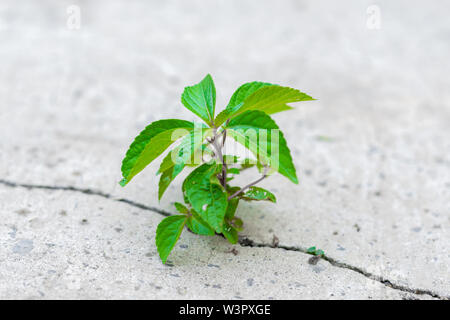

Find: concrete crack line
[0,179,172,217]
[238,238,448,300]
[0,179,447,300]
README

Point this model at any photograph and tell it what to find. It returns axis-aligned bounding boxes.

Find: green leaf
[215,82,274,125]
[307,246,317,254]
[241,186,276,203]
[232,217,243,231]
[222,194,242,241]
[173,202,189,214]
[316,249,325,257]
[173,201,215,235]
[185,143,214,167]
[222,221,239,244]
[186,209,215,236]
[227,168,240,175]
[235,85,313,116]
[158,159,185,200]
[215,83,313,126]
[181,74,216,125]
[224,197,240,220]
[155,215,187,264]
[158,143,211,175]
[262,104,294,114]
[157,151,177,175]
[182,163,228,233]
[226,110,298,184]
[227,185,241,194]
[227,81,274,111]
[307,246,325,256]
[157,128,209,200]
[120,119,194,186]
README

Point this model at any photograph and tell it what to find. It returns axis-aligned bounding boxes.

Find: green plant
[307,246,325,257]
[119,74,314,263]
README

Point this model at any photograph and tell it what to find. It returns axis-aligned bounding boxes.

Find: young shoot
[119,74,314,263]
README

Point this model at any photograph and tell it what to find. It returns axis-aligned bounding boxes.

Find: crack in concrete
[0,179,447,300]
[0,179,172,217]
[237,237,448,300]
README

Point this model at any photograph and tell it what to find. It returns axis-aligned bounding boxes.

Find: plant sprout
[119,74,314,263]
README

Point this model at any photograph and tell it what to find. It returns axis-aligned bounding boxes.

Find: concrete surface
[0,0,449,299]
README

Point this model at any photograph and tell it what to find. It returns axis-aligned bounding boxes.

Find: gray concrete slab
[0,0,449,299]
[0,188,435,299]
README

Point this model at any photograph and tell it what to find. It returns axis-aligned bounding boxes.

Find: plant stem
[211,128,227,188]
[228,173,267,200]
[222,119,230,147]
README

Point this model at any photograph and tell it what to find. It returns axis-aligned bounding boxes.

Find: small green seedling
[119,74,314,263]
[307,246,325,256]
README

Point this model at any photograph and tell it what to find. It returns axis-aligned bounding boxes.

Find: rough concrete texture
[0,0,449,299]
